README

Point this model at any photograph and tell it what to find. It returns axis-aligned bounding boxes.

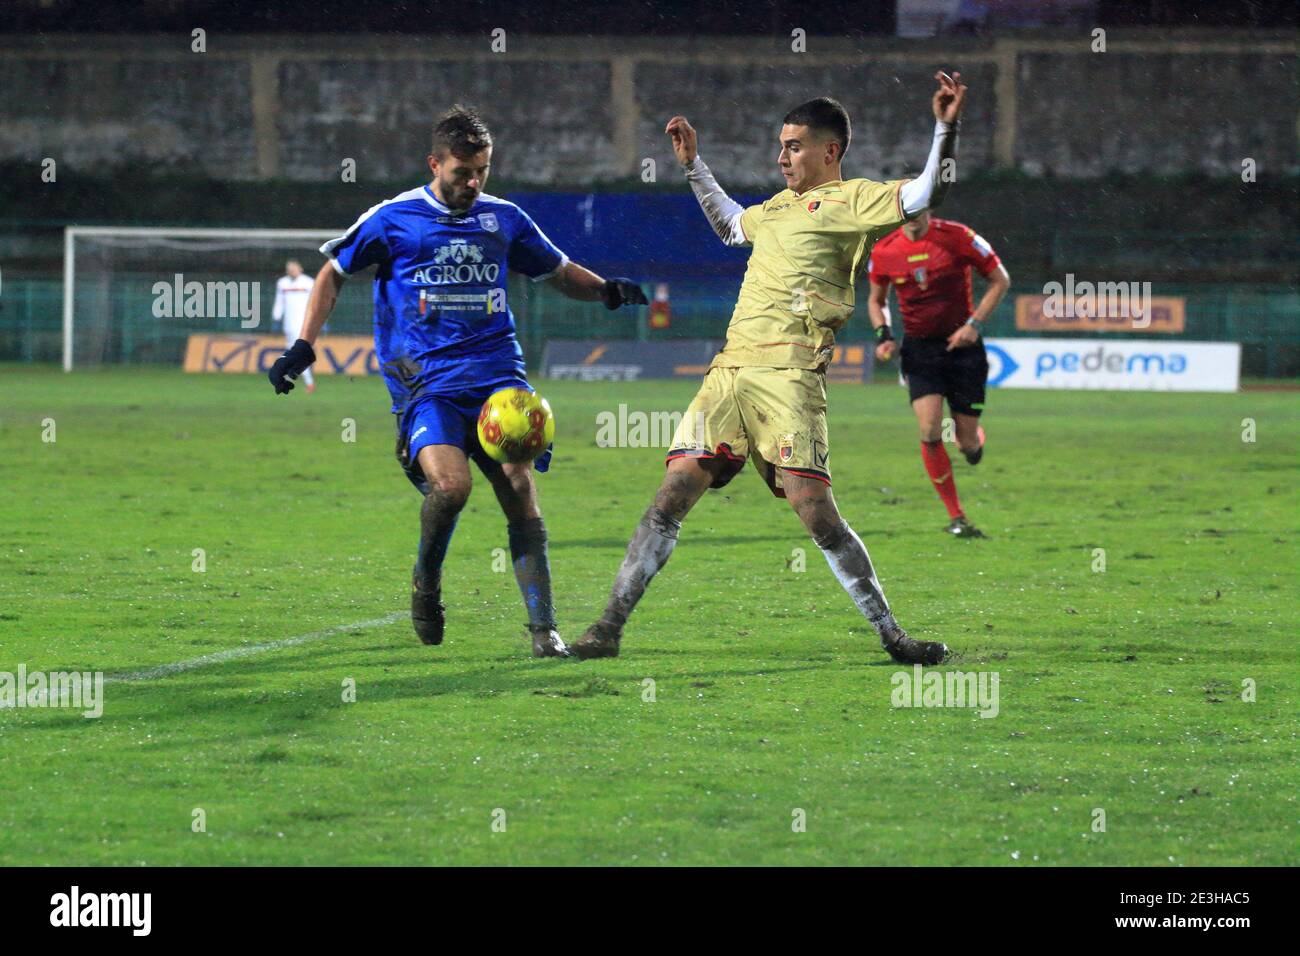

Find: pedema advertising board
[982,338,1240,392]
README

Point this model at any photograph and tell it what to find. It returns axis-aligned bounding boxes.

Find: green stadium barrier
[3,275,1297,377]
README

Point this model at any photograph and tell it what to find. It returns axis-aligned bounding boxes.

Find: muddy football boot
[530,625,569,658]
[411,572,445,646]
[879,619,949,666]
[568,620,622,659]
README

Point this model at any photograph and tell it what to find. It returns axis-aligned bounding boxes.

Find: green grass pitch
[0,365,1295,865]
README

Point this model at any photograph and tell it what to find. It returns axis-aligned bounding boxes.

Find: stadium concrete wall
[0,32,1294,186]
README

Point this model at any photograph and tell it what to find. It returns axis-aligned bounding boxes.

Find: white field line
[2,611,404,709]
[104,611,407,685]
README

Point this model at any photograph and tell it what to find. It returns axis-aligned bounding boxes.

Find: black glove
[602,277,649,311]
[268,338,317,394]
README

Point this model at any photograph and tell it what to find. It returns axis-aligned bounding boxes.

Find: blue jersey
[321,186,568,411]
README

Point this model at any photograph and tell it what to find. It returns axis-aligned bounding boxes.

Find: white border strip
[104,610,405,685]
[62,227,74,372]
[67,227,340,239]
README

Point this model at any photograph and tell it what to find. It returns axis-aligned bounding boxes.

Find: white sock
[815,520,896,634]
[601,506,680,629]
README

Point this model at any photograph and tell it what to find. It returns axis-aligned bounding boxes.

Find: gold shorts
[665,365,830,497]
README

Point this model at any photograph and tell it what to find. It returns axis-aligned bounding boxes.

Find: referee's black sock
[508,516,556,631]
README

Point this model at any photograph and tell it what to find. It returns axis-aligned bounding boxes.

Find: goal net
[61,227,374,370]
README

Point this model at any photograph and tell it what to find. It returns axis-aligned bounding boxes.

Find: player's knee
[653,464,711,520]
[428,475,472,512]
[913,399,944,443]
[805,511,843,547]
[789,492,840,543]
[495,469,539,521]
[653,485,693,522]
[810,517,848,552]
[504,467,535,499]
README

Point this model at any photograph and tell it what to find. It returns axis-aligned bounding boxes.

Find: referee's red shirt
[868,218,1002,339]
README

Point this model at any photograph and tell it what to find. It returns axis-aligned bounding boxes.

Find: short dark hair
[782,97,851,158]
[432,105,493,160]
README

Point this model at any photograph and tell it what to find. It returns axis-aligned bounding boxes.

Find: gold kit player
[570,73,968,665]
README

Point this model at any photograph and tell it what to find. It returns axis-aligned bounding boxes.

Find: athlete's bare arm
[946,262,1010,351]
[975,263,1011,321]
[868,281,897,361]
[298,263,346,346]
[547,261,607,302]
[548,260,648,309]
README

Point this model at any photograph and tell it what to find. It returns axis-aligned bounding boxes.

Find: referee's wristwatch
[964,316,983,335]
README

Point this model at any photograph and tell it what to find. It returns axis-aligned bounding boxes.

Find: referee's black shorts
[899,335,989,417]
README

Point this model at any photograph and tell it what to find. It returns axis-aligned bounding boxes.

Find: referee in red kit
[867,210,1010,538]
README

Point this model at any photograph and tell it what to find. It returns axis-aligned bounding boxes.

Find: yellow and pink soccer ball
[476,387,555,464]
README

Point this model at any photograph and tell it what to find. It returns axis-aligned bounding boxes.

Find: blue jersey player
[268,106,647,656]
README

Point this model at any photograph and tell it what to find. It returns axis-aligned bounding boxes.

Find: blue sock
[508,517,555,630]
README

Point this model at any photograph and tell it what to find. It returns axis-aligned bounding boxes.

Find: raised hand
[932,71,968,125]
[665,115,698,165]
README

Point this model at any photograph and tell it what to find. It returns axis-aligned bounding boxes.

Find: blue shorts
[395,384,552,494]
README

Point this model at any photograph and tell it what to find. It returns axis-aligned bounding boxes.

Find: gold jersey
[711,178,908,371]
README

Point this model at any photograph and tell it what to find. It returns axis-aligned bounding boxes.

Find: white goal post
[62,226,341,371]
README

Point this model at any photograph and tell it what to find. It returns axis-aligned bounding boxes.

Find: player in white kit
[272,260,316,392]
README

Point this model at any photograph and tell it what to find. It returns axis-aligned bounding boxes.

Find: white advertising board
[982,338,1240,392]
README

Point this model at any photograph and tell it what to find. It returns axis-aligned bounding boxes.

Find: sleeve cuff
[530,254,570,283]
